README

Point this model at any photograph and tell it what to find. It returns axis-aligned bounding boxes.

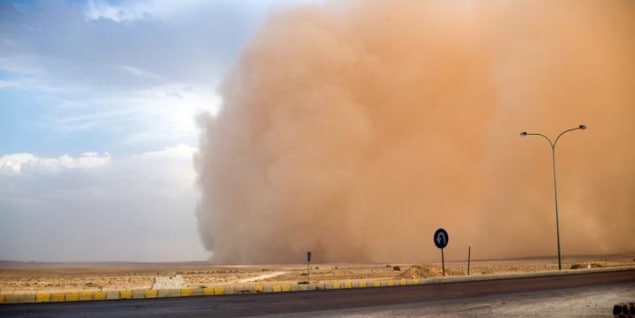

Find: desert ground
[1,254,634,295]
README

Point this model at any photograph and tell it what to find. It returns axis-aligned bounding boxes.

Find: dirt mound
[152,275,185,290]
[570,263,604,270]
[398,264,463,279]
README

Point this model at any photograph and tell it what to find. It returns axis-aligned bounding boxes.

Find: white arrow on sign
[436,231,447,246]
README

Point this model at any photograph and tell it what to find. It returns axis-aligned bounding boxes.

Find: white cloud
[84,0,318,23]
[46,83,222,145]
[0,152,111,175]
[85,0,150,22]
[116,64,161,80]
[133,144,196,159]
[0,145,206,262]
[0,79,19,90]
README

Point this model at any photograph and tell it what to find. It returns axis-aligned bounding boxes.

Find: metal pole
[467,246,471,276]
[520,124,586,271]
[441,248,445,277]
[550,144,562,270]
[306,251,311,284]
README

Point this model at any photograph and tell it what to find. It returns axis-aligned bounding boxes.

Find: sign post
[433,228,449,276]
[306,251,311,283]
[467,245,471,276]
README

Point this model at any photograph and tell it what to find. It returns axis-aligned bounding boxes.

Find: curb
[1,266,633,304]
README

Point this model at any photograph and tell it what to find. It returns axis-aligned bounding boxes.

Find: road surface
[1,269,633,317]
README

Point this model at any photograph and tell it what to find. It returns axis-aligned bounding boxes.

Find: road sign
[433,228,449,277]
[434,228,449,249]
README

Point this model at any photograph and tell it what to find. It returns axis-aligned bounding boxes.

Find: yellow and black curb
[1,266,632,304]
[0,279,406,304]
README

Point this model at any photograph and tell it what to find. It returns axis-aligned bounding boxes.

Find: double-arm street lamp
[520,124,587,270]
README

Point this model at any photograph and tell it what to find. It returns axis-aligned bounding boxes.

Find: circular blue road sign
[434,228,449,249]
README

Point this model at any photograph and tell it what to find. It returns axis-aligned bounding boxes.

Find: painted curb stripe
[2,267,631,304]
[35,293,50,302]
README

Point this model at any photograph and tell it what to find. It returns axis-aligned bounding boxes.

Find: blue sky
[0,0,270,157]
[0,0,315,262]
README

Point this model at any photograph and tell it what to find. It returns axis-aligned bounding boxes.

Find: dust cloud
[195,1,635,264]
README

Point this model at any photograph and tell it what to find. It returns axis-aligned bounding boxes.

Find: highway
[1,269,633,317]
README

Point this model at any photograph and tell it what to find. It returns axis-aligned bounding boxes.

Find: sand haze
[195,0,635,264]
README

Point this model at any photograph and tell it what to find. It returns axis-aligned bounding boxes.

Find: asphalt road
[1,269,633,318]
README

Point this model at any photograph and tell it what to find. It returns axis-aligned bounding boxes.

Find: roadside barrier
[1,267,633,304]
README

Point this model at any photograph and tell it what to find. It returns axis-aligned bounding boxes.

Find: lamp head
[579,124,587,130]
[520,131,528,137]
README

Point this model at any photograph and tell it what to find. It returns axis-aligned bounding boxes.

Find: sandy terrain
[1,254,634,295]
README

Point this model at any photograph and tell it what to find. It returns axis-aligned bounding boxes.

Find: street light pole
[520,124,587,270]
